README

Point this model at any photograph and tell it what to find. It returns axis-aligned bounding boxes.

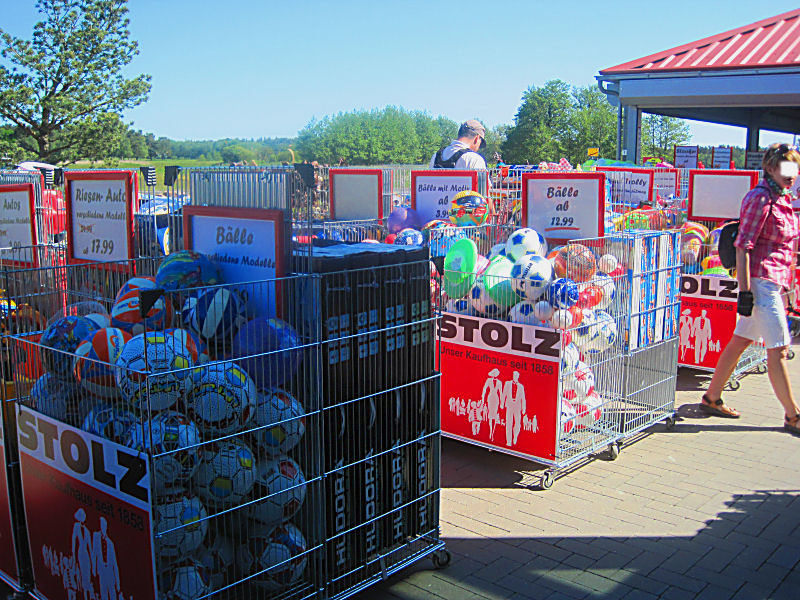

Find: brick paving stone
[695,584,740,600]
[620,588,660,599]
[659,585,702,600]
[554,539,609,561]
[647,567,706,593]
[766,543,800,569]
[731,582,776,599]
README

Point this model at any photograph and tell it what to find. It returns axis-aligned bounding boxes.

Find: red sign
[0,408,19,587]
[678,275,738,369]
[17,407,156,600]
[437,314,561,461]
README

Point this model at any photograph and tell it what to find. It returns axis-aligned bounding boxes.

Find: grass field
[73,158,220,192]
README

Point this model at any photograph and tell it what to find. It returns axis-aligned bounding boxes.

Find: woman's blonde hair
[762,142,800,171]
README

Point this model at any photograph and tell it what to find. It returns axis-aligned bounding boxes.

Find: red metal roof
[601,9,800,74]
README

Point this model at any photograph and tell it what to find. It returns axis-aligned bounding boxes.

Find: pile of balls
[681,221,728,276]
[26,249,310,594]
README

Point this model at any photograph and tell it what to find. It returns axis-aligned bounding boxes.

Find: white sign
[329,170,382,220]
[745,151,765,170]
[711,147,732,169]
[522,174,604,241]
[674,146,699,169]
[411,171,476,224]
[689,171,758,221]
[653,170,678,198]
[68,178,130,262]
[186,208,282,319]
[0,186,35,252]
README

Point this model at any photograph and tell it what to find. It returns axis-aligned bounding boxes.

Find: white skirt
[733,277,791,349]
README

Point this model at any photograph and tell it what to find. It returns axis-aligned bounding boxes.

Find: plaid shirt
[734,182,799,290]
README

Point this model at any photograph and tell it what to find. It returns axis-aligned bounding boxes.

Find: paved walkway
[361,341,800,599]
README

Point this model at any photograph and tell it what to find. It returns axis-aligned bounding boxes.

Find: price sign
[674,145,699,169]
[410,170,478,224]
[688,169,759,222]
[184,206,285,319]
[745,151,765,170]
[596,167,653,207]
[329,169,383,221]
[653,169,680,199]
[65,171,137,268]
[711,146,733,169]
[521,172,605,243]
[0,183,38,266]
[587,147,599,157]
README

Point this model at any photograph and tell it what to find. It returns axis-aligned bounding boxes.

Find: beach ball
[449,190,489,227]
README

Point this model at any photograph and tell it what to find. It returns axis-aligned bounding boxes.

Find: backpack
[433,147,471,169]
[717,183,775,270]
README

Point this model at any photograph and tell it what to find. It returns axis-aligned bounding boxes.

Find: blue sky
[4,1,798,147]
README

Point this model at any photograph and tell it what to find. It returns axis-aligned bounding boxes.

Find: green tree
[641,114,691,161]
[220,144,255,164]
[567,86,617,162]
[0,0,151,163]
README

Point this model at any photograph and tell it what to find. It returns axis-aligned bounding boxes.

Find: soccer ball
[591,274,616,311]
[194,534,235,593]
[248,455,307,527]
[115,276,157,304]
[567,361,595,399]
[187,362,256,436]
[483,256,517,307]
[560,399,577,435]
[597,254,618,274]
[577,284,603,309]
[111,290,173,335]
[194,439,257,506]
[114,332,195,411]
[510,254,554,301]
[575,390,603,431]
[561,342,581,373]
[154,495,208,559]
[232,318,303,389]
[394,228,424,246]
[183,287,248,347]
[546,278,579,309]
[486,243,507,261]
[155,250,222,293]
[585,311,617,354]
[73,327,131,398]
[553,244,597,282]
[159,558,211,600]
[532,300,555,323]
[469,278,506,319]
[40,315,101,380]
[125,410,202,494]
[508,301,543,326]
[444,297,474,315]
[505,228,544,261]
[235,523,308,592]
[572,309,598,350]
[82,402,139,445]
[549,308,573,330]
[252,387,306,456]
[449,190,489,226]
[166,328,211,364]
[29,372,86,425]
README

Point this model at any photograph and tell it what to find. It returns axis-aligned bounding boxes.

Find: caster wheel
[432,550,451,569]
[728,378,741,391]
[665,416,676,431]
[541,471,555,490]
[607,442,620,461]
[788,349,795,360]
[757,363,767,374]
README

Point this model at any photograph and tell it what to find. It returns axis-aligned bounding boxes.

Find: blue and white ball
[444,297,475,315]
[505,228,544,261]
[561,343,581,373]
[585,310,617,354]
[572,310,597,349]
[236,523,308,592]
[510,254,554,300]
[82,403,139,444]
[184,287,248,345]
[159,558,210,600]
[546,278,579,309]
[194,535,235,592]
[486,243,507,261]
[508,301,544,326]
[154,495,208,558]
[40,315,101,380]
[469,278,506,319]
[591,274,616,311]
[29,372,86,425]
[114,332,195,411]
[532,300,555,323]
[187,362,256,436]
[126,410,202,494]
[194,439,257,506]
[394,228,424,246]
[252,387,306,456]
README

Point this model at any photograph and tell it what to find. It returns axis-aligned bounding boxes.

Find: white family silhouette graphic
[42,508,124,600]
[448,368,535,447]
[679,308,720,364]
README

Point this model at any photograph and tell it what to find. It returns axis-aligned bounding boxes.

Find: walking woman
[702,143,799,433]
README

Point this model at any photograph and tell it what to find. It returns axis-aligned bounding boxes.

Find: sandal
[700,395,741,418]
[784,414,800,435]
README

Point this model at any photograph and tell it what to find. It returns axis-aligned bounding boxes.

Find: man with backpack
[430,120,488,170]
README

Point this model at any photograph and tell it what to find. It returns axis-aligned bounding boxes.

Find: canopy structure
[597,9,800,163]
